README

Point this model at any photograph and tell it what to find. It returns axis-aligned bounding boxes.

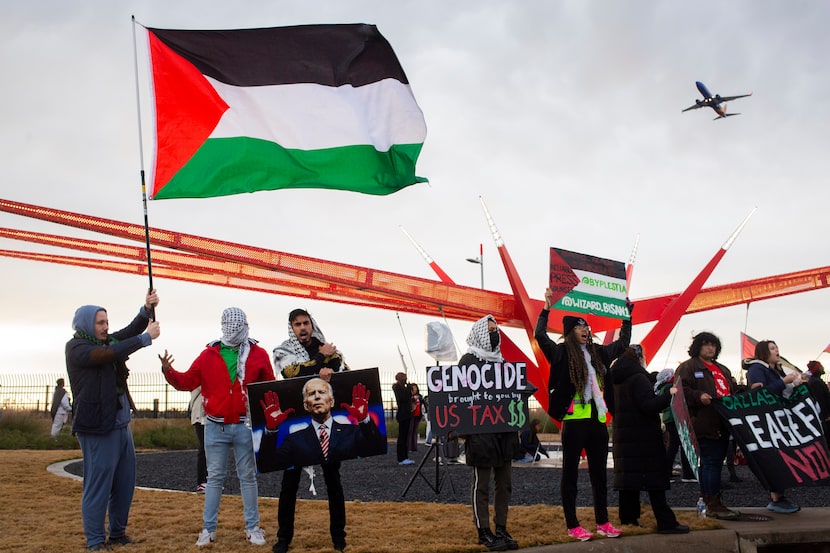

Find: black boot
[495,526,518,550]
[477,528,509,552]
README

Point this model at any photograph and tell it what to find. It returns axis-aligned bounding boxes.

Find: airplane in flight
[682,81,752,120]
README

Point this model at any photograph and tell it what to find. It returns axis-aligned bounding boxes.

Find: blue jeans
[77,426,136,548]
[203,420,260,532]
[698,435,729,496]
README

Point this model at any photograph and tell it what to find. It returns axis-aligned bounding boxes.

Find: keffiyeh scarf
[465,314,503,363]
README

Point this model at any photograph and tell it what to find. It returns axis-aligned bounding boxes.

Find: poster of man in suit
[249,368,387,473]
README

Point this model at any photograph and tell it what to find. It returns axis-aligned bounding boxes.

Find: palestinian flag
[146,23,427,199]
[548,248,629,320]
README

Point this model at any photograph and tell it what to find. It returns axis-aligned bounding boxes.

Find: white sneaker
[246,525,267,546]
[196,529,216,547]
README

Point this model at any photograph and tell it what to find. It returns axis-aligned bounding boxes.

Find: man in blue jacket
[66,290,160,551]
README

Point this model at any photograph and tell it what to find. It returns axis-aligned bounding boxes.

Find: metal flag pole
[131,15,155,320]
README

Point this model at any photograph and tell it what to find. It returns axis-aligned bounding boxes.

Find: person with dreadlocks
[66,289,160,551]
[534,288,632,542]
[160,307,275,547]
[271,308,349,553]
[462,315,519,551]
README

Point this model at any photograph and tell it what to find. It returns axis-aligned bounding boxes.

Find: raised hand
[158,350,174,373]
[340,382,370,421]
[260,389,294,430]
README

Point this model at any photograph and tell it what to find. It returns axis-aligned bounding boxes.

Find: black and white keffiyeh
[272,313,337,372]
[220,307,251,383]
[465,314,503,363]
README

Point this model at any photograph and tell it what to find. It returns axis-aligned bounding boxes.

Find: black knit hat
[562,316,588,336]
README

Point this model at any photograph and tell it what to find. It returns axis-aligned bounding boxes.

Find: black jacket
[610,354,671,491]
[534,308,630,421]
[66,310,150,434]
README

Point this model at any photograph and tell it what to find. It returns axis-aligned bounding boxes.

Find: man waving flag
[146,23,427,199]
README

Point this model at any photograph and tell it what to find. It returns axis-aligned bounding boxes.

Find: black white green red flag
[146,23,427,199]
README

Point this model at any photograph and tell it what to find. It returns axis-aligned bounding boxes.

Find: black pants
[618,489,678,530]
[471,464,512,529]
[396,417,411,462]
[193,422,207,485]
[561,416,609,529]
[278,462,346,544]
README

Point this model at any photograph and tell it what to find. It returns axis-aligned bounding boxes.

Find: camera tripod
[399,436,457,499]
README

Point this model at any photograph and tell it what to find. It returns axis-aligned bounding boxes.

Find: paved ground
[60,442,830,551]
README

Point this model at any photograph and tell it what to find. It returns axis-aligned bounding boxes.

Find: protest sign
[712,385,830,490]
[248,368,387,473]
[426,361,533,436]
[549,247,629,320]
[670,376,700,480]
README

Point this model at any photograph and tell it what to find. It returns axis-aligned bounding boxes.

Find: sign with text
[549,247,629,320]
[670,376,700,480]
[426,361,532,436]
[712,385,830,490]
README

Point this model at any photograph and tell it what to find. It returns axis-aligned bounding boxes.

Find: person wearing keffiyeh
[272,308,347,379]
[461,315,520,551]
[270,308,349,553]
[66,289,160,551]
[160,307,275,547]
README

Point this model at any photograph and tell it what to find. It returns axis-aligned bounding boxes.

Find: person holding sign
[675,332,739,520]
[611,346,689,534]
[462,315,519,551]
[744,340,803,514]
[534,288,631,542]
[270,309,350,553]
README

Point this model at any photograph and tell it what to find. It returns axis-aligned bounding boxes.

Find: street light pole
[465,243,484,289]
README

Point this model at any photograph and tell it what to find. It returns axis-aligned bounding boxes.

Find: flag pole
[131,15,155,320]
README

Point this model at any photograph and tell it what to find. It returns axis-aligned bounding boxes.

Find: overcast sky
[2,1,828,385]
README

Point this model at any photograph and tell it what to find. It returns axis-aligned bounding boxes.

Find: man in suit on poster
[259,377,385,553]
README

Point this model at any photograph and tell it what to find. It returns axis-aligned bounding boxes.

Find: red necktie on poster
[319,425,329,459]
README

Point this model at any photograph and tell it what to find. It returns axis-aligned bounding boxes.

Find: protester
[519,419,549,462]
[271,309,349,553]
[534,288,631,542]
[66,289,160,551]
[189,387,207,492]
[462,315,518,551]
[676,331,739,520]
[50,378,72,438]
[160,307,274,547]
[744,339,803,513]
[393,371,414,465]
[611,346,689,534]
[805,360,830,439]
[408,382,425,451]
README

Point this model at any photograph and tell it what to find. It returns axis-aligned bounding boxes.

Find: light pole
[465,243,484,289]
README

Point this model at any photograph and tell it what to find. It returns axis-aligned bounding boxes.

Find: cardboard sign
[426,361,533,436]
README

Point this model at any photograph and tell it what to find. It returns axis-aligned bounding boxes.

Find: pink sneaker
[596,522,622,538]
[567,526,593,541]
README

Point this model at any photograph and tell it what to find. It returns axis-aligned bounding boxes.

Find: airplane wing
[682,102,707,112]
[717,93,752,103]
